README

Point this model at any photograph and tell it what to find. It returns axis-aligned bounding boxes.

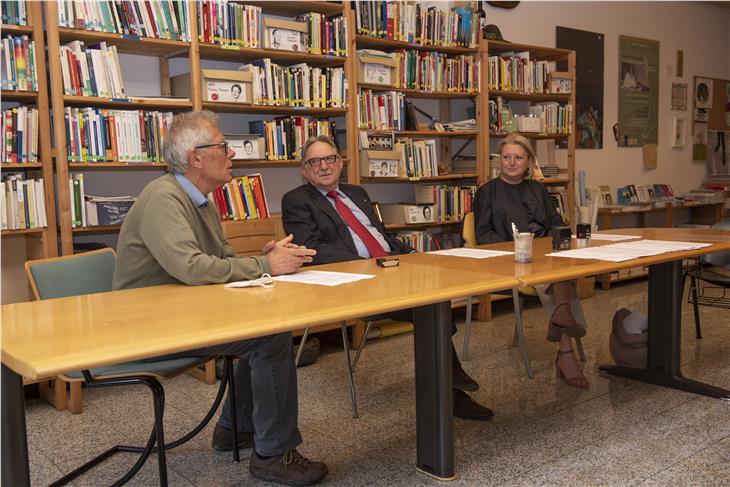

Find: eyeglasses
[195,141,229,154]
[304,154,340,168]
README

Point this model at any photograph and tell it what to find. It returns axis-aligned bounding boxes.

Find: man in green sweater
[113,111,327,486]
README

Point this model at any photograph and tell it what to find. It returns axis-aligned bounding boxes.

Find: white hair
[163,111,219,174]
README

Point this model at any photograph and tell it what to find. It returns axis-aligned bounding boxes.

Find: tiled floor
[26,279,730,486]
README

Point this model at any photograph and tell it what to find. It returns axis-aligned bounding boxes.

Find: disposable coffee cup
[514,232,534,263]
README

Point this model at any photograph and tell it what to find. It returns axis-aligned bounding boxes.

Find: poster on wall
[670,83,687,111]
[556,26,604,149]
[707,131,729,176]
[617,35,659,147]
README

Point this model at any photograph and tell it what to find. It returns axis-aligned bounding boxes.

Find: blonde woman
[473,133,589,389]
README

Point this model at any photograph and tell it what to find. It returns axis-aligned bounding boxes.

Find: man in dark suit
[281,135,493,421]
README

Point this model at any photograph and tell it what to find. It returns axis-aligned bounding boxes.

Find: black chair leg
[225,357,240,462]
[690,276,702,339]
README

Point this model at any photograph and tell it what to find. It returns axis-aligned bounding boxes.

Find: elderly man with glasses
[113,111,328,486]
[281,135,494,421]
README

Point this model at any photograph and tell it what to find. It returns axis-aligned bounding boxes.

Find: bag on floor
[609,308,647,369]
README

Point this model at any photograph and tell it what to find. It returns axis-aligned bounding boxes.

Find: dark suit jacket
[281,183,413,265]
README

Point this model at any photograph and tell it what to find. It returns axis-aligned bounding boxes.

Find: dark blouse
[473,178,565,244]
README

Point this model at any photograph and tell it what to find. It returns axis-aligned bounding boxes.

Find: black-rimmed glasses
[304,154,340,168]
[194,141,229,154]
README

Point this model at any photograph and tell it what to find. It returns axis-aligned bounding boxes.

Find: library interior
[2,1,730,486]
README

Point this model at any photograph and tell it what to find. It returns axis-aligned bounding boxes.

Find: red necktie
[327,191,388,258]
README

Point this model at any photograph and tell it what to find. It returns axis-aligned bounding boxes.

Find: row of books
[354,2,479,48]
[358,89,405,131]
[242,60,346,108]
[615,184,675,206]
[57,0,190,41]
[489,98,573,135]
[64,108,173,163]
[296,12,348,57]
[1,174,46,230]
[60,41,126,98]
[414,184,476,222]
[1,34,38,91]
[487,54,555,94]
[394,137,439,178]
[197,1,261,47]
[1,0,27,25]
[2,106,38,163]
[395,230,460,252]
[248,117,336,161]
[398,50,479,93]
[210,174,270,222]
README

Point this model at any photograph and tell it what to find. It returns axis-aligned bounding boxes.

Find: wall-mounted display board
[693,76,730,175]
[617,35,659,147]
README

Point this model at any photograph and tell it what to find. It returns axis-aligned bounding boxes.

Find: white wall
[485,1,730,193]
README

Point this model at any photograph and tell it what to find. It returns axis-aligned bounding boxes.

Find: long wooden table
[3,227,729,485]
[1,256,519,485]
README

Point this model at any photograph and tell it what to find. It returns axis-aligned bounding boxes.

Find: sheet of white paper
[548,239,712,262]
[574,233,641,241]
[272,271,376,286]
[428,248,514,259]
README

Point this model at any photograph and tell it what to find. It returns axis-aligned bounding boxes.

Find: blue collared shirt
[316,186,391,258]
[174,173,208,208]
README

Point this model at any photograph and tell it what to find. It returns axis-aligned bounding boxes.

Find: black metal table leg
[413,301,455,480]
[2,364,30,487]
[600,260,730,400]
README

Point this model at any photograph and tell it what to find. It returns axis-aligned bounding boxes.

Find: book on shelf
[2,106,38,163]
[1,33,38,92]
[393,137,438,178]
[295,11,348,56]
[59,40,126,98]
[198,3,262,47]
[488,53,553,94]
[1,0,27,26]
[56,0,190,42]
[64,108,173,163]
[1,174,46,230]
[354,2,478,48]
[248,116,336,161]
[548,188,568,223]
[359,89,405,131]
[210,173,269,222]
[414,184,476,222]
[241,59,347,108]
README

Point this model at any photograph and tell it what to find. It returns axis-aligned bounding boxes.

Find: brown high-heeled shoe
[547,302,587,342]
[555,349,590,389]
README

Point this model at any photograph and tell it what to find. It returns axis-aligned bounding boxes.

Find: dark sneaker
[453,389,493,421]
[249,449,328,486]
[211,423,254,452]
[453,360,479,392]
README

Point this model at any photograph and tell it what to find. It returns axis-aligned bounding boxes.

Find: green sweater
[113,173,271,290]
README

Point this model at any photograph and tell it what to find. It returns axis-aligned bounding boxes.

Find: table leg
[2,364,30,486]
[413,301,454,480]
[600,260,730,399]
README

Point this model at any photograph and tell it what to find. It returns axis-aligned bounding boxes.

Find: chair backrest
[705,219,730,268]
[462,212,476,248]
[25,248,116,300]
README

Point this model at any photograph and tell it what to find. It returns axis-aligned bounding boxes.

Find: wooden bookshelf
[68,162,168,170]
[489,90,571,103]
[364,130,479,138]
[71,224,122,234]
[355,35,479,55]
[56,27,189,56]
[358,83,477,99]
[201,101,348,117]
[63,95,193,110]
[243,1,344,16]
[197,43,346,67]
[360,173,480,184]
[490,131,570,139]
[1,1,58,261]
[385,221,462,231]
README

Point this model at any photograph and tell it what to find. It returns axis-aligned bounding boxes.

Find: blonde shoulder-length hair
[498,133,537,180]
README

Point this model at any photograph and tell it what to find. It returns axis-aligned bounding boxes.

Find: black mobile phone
[376,258,399,268]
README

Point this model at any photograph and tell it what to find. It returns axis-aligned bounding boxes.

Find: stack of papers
[428,248,514,259]
[548,239,712,262]
[272,271,375,286]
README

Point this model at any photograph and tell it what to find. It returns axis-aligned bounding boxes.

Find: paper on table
[272,271,376,286]
[548,239,712,262]
[428,248,514,259]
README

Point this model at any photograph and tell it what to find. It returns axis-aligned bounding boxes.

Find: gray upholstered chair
[25,248,240,486]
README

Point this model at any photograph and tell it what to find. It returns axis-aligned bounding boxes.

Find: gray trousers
[152,332,302,456]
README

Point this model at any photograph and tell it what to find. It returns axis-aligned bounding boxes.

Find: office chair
[25,248,240,486]
[460,212,585,379]
[684,220,730,338]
